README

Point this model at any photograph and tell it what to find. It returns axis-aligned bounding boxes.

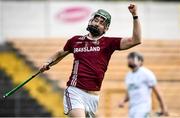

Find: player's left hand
[118,101,125,108]
[39,63,50,72]
[157,110,169,116]
[161,110,169,116]
[128,4,137,16]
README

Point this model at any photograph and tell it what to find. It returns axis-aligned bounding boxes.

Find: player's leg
[68,108,85,117]
[63,87,86,117]
[133,112,150,118]
[129,108,135,118]
[83,91,99,118]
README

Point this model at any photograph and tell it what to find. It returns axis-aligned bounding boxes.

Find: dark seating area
[0,69,51,117]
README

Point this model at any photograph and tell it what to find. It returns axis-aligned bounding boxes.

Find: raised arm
[39,50,70,72]
[120,4,142,50]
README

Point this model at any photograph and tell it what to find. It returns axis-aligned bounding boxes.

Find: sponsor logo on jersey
[74,46,100,53]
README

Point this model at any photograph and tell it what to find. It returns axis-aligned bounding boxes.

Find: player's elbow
[138,36,142,44]
[137,40,142,45]
[132,37,142,45]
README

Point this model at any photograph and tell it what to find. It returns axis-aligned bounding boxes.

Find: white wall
[141,2,180,39]
[1,1,47,39]
[0,1,3,43]
[49,1,180,39]
[0,1,180,43]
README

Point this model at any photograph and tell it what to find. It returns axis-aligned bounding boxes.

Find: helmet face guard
[86,9,111,37]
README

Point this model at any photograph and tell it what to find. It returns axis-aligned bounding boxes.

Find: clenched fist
[39,63,50,72]
[128,4,137,16]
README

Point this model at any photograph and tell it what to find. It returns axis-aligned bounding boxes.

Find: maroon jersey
[64,35,122,91]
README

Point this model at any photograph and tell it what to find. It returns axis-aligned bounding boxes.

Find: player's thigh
[68,108,85,118]
[134,113,149,118]
[132,110,150,118]
[129,109,149,118]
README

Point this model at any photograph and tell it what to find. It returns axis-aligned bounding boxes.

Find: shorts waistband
[82,89,100,95]
[68,86,100,95]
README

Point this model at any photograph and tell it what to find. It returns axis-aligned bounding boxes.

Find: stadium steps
[8,39,180,81]
[0,48,65,117]
[0,69,51,117]
[7,39,180,117]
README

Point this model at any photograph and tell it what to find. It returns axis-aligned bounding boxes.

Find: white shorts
[63,86,99,117]
[129,104,150,118]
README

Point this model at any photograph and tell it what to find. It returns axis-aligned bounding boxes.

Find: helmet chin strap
[86,16,109,38]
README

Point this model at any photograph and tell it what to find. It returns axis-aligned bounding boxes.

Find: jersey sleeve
[109,37,122,51]
[63,36,75,53]
[145,71,157,87]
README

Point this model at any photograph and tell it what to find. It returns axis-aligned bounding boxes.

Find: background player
[40,4,141,118]
[118,52,169,118]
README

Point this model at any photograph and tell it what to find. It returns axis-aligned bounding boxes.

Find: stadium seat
[7,39,180,117]
[0,52,65,117]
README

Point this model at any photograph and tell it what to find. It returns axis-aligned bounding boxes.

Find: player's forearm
[153,87,167,112]
[45,50,69,67]
[157,94,167,111]
[132,16,142,45]
[123,97,129,103]
[123,92,129,102]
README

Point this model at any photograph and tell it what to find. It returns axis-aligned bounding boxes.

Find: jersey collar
[86,34,103,41]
